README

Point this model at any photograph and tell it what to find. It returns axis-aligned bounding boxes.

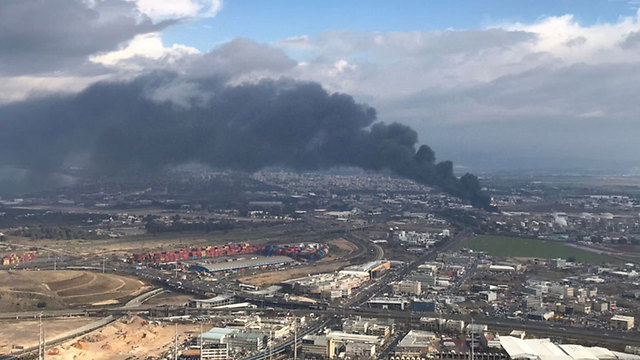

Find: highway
[2,216,636,358]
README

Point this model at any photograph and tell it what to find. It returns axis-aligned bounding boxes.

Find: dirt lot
[238,260,351,286]
[45,316,199,360]
[0,270,148,311]
[238,238,358,286]
[0,318,96,355]
[328,237,358,253]
[142,292,192,307]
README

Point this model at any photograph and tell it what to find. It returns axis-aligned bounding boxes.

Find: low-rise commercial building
[345,342,376,358]
[412,299,436,312]
[611,315,635,330]
[395,330,436,357]
[301,335,335,358]
[227,332,267,352]
[200,343,228,360]
[367,296,409,311]
[284,272,369,300]
[393,280,422,296]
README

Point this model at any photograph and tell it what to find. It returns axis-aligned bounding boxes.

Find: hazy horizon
[2,0,640,176]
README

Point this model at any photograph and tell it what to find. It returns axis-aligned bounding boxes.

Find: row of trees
[10,226,106,240]
[144,219,236,234]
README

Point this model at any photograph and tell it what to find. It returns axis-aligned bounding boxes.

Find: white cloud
[282,11,640,112]
[277,35,313,50]
[90,33,200,68]
[262,13,640,169]
[132,0,222,19]
[502,10,640,64]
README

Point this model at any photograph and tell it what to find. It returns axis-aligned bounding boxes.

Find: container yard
[131,242,329,265]
[264,243,329,261]
[130,243,264,264]
[1,252,35,266]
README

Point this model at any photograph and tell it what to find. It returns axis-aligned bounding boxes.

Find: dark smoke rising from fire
[0,73,490,208]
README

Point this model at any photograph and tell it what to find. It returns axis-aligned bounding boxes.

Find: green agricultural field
[460,235,618,264]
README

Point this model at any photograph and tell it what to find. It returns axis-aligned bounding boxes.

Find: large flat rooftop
[190,256,294,273]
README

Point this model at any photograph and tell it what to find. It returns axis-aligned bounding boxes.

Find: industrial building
[498,336,640,360]
[188,255,294,274]
[190,294,235,309]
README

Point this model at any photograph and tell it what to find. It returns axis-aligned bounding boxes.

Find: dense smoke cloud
[0,73,490,208]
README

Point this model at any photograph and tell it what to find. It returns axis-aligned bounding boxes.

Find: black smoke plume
[0,73,490,208]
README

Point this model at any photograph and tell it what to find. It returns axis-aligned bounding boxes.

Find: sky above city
[2,0,640,173]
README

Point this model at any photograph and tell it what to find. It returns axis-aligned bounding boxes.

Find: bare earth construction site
[0,270,148,311]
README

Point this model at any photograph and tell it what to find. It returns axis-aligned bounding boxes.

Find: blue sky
[147,0,640,171]
[163,0,640,51]
[3,0,640,172]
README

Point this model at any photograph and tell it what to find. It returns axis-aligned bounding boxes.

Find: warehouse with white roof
[499,336,640,360]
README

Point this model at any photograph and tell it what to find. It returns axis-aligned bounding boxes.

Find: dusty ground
[0,318,96,355]
[0,270,148,311]
[142,292,192,307]
[327,237,358,254]
[238,261,350,286]
[45,316,199,360]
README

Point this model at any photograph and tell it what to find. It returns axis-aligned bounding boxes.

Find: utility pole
[269,330,273,360]
[174,323,178,360]
[294,316,298,360]
[38,313,44,360]
[470,317,475,360]
[102,255,105,274]
[53,256,56,271]
[38,313,42,360]
[199,322,203,360]
[43,322,46,360]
